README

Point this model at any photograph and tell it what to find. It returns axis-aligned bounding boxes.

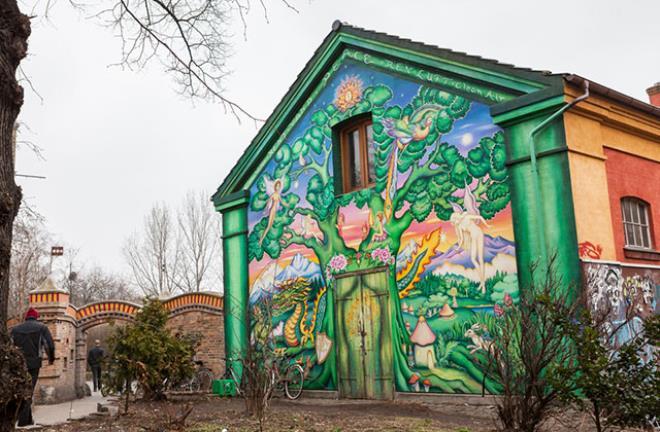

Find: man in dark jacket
[10,307,55,427]
[87,340,104,392]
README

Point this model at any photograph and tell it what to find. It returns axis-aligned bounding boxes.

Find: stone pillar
[29,277,79,403]
[214,190,250,379]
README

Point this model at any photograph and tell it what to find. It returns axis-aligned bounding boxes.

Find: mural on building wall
[246,61,518,394]
[583,261,658,357]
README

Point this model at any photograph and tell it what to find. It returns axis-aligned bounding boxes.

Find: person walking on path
[87,340,105,392]
[10,307,55,428]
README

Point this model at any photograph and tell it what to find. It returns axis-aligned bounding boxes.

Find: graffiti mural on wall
[578,241,603,260]
[583,261,658,352]
[246,61,518,394]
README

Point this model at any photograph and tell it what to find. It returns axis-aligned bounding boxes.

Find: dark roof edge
[565,75,660,119]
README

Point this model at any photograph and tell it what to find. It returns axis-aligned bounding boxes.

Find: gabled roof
[214,21,656,205]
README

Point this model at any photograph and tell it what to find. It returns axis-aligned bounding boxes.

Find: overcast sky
[17,0,660,276]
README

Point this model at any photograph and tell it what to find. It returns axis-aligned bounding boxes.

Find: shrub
[481,256,579,432]
[103,299,196,410]
[553,308,660,432]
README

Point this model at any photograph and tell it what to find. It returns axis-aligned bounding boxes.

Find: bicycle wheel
[284,364,304,400]
[197,369,214,392]
[189,375,201,392]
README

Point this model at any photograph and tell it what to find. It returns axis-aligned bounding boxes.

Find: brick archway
[9,286,224,404]
[76,301,141,332]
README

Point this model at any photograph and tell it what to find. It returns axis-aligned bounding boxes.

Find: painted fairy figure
[381,106,439,220]
[259,177,289,246]
[300,214,323,243]
[369,211,388,243]
[450,185,490,294]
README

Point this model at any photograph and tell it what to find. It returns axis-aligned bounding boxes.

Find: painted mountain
[249,262,283,305]
[276,253,322,282]
[250,254,322,305]
[426,235,517,281]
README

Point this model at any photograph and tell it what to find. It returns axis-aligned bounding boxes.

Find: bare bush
[482,256,580,432]
[235,303,276,432]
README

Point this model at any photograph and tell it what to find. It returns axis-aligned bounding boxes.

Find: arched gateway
[9,279,224,404]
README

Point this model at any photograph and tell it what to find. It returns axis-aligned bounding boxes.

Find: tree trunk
[0,0,30,327]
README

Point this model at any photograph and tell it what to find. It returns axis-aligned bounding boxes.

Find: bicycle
[163,361,215,393]
[271,357,304,400]
[224,356,304,400]
[189,361,215,392]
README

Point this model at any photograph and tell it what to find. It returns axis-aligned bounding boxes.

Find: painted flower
[494,304,505,317]
[503,293,513,307]
[371,248,393,264]
[334,76,363,112]
[328,254,348,272]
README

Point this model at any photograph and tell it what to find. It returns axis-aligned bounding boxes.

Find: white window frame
[621,197,653,250]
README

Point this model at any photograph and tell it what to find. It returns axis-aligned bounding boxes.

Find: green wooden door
[335,269,393,399]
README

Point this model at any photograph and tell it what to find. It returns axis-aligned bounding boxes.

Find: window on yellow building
[621,197,652,249]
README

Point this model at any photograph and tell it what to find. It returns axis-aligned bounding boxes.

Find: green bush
[103,299,196,404]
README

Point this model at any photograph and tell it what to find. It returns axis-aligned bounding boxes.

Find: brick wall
[165,310,225,377]
[34,316,78,404]
[9,292,225,404]
[604,147,660,264]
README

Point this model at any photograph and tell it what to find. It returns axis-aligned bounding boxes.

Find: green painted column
[214,190,250,379]
[493,97,581,296]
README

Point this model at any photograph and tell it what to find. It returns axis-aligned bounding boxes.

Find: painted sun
[334,76,363,112]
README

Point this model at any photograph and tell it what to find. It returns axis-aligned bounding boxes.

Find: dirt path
[40,396,498,432]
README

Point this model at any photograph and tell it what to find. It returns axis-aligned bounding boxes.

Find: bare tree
[0,0,296,325]
[8,206,49,320]
[124,202,181,296]
[0,0,30,328]
[175,190,222,293]
[68,266,137,306]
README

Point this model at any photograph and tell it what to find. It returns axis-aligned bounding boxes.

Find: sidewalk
[32,385,110,426]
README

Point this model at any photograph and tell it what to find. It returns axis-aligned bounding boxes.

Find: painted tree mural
[246,63,518,394]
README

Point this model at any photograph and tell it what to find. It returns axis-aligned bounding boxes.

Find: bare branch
[96,0,280,124]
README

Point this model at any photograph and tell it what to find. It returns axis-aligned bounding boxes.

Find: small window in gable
[338,116,375,193]
[621,197,653,249]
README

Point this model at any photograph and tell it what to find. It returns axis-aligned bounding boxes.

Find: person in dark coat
[10,307,55,427]
[87,340,105,392]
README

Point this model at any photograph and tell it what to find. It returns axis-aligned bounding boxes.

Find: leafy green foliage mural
[245,62,519,395]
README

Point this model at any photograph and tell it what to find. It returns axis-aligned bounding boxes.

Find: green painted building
[212,22,596,399]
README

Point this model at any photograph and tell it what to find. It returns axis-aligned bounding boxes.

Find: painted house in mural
[213,22,660,399]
